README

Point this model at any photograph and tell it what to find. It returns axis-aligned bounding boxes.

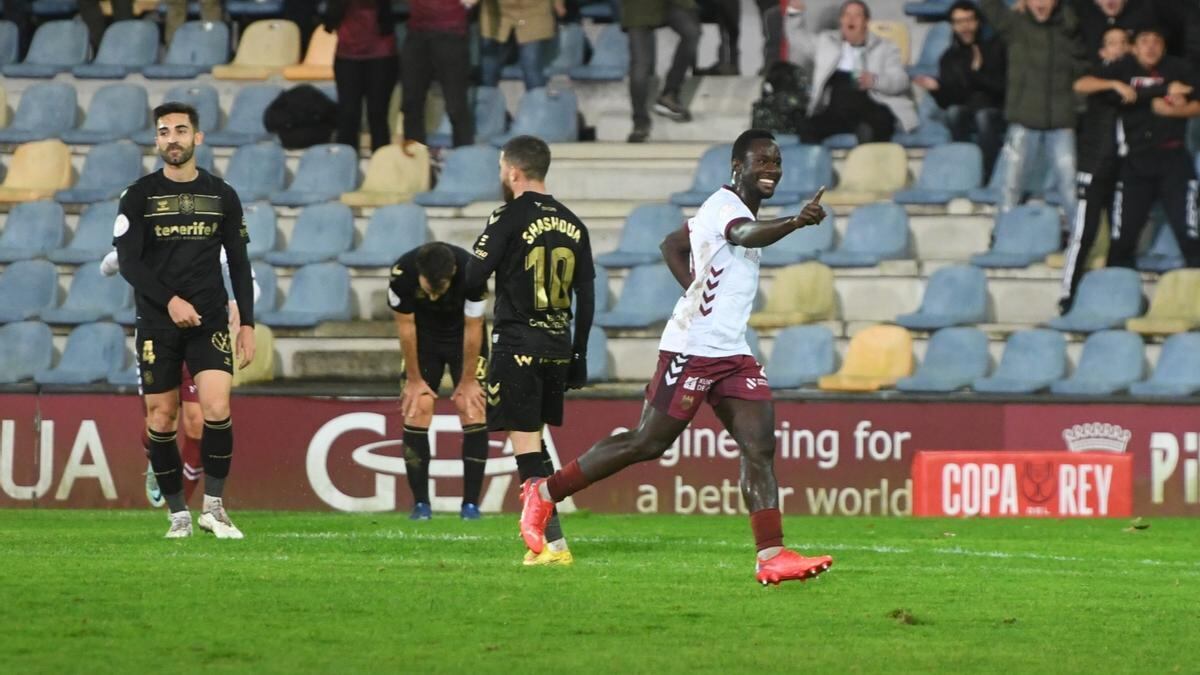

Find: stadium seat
[595,263,680,328]
[61,83,149,145]
[251,260,278,316]
[0,200,65,262]
[0,85,8,129]
[869,20,910,64]
[592,266,610,311]
[0,139,74,204]
[1047,268,1145,333]
[764,325,836,389]
[493,87,578,145]
[40,263,131,324]
[243,202,277,260]
[211,19,301,80]
[586,325,609,383]
[341,143,431,207]
[972,329,1066,393]
[33,321,127,385]
[669,144,733,206]
[970,204,1061,268]
[596,203,685,267]
[2,19,88,78]
[567,24,629,81]
[904,0,954,20]
[136,84,222,146]
[233,323,276,385]
[824,143,908,204]
[48,201,118,264]
[895,265,988,329]
[55,141,143,204]
[339,204,430,267]
[414,144,502,207]
[143,20,231,79]
[0,321,54,383]
[259,262,353,327]
[0,21,19,66]
[428,87,509,148]
[749,262,835,328]
[968,150,1060,205]
[265,202,355,266]
[203,84,282,146]
[818,324,913,391]
[893,143,982,204]
[223,141,286,201]
[1050,330,1144,395]
[906,22,952,77]
[759,205,835,266]
[1136,219,1185,273]
[0,82,77,144]
[271,143,359,206]
[1129,332,1200,397]
[766,144,833,205]
[107,363,139,387]
[896,326,990,392]
[73,20,158,78]
[283,26,336,80]
[1126,269,1200,335]
[819,202,909,267]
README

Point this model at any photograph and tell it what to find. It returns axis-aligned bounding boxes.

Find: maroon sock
[750,508,784,551]
[545,460,591,502]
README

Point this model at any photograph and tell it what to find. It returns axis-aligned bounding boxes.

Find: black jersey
[387,244,487,341]
[468,192,595,358]
[114,169,254,329]
[1098,54,1199,160]
[1077,61,1123,173]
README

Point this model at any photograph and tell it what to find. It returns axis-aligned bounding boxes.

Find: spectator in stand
[480,0,564,92]
[165,0,223,42]
[80,0,132,51]
[402,0,474,148]
[624,0,701,143]
[325,0,398,152]
[697,0,742,75]
[914,1,1007,181]
[1150,0,1200,67]
[1072,0,1156,55]
[799,0,917,144]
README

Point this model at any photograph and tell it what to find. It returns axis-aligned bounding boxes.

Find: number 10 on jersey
[525,246,576,310]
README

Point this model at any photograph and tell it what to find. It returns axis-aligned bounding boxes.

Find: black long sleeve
[221,188,255,327]
[115,185,176,308]
[572,280,594,357]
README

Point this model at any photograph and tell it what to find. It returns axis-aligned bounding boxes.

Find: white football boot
[165,511,193,539]
[198,496,244,539]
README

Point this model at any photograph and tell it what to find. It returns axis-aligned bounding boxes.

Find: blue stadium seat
[40,263,131,324]
[502,22,587,80]
[252,260,278,316]
[259,262,353,327]
[48,201,119,264]
[414,145,502,207]
[137,84,223,146]
[151,143,216,174]
[0,321,54,383]
[894,142,983,204]
[595,263,680,328]
[0,82,77,144]
[0,21,20,66]
[73,20,159,78]
[223,142,287,202]
[819,202,910,267]
[669,144,733,206]
[107,363,140,387]
[586,325,609,383]
[972,329,1066,393]
[971,204,1061,268]
[493,87,578,145]
[897,326,990,392]
[579,0,616,19]
[968,149,1059,205]
[893,120,953,148]
[428,86,509,147]
[765,325,836,389]
[264,202,355,266]
[339,204,429,267]
[896,265,988,329]
[244,202,278,260]
[567,24,628,81]
[1136,218,1185,273]
[593,266,610,311]
[55,141,144,204]
[760,204,835,266]
[143,21,231,79]
[61,84,149,145]
[0,200,65,262]
[1050,330,1144,395]
[33,321,127,385]
[271,143,360,206]
[766,144,833,205]
[1129,332,1200,397]
[596,203,685,267]
[204,84,281,146]
[2,19,88,78]
[226,0,285,17]
[1047,268,1145,333]
[822,133,858,150]
[906,22,952,77]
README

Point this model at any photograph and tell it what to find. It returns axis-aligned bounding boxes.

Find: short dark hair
[840,0,871,20]
[415,243,457,286]
[1133,24,1166,41]
[153,102,200,131]
[1102,25,1131,41]
[501,135,552,181]
[732,129,776,162]
[948,0,978,18]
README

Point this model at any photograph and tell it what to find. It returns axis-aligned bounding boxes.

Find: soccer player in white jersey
[518,129,834,585]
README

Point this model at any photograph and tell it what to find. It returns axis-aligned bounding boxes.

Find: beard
[502,180,515,203]
[159,143,195,167]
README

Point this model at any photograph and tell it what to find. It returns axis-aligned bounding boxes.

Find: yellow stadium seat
[0,85,8,129]
[749,262,836,329]
[212,19,301,80]
[283,26,337,81]
[825,143,909,205]
[233,323,276,386]
[1125,269,1200,335]
[0,139,73,204]
[341,142,431,207]
[818,324,913,391]
[869,20,911,65]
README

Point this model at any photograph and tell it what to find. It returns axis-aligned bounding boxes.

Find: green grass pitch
[2,510,1198,673]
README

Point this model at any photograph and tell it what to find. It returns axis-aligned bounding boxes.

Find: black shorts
[486,351,570,432]
[405,329,489,393]
[136,314,232,395]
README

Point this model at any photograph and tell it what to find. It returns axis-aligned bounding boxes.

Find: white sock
[171,509,191,519]
[546,538,568,553]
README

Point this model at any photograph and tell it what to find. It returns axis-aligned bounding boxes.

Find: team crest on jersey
[178,193,195,215]
[211,332,232,354]
[680,395,695,410]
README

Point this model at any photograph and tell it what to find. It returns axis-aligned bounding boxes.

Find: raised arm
[727,189,827,249]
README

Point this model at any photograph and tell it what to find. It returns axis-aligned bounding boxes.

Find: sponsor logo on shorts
[745,377,768,390]
[513,355,533,367]
[141,340,156,365]
[486,382,501,406]
[211,332,232,355]
[664,355,689,386]
[683,376,713,392]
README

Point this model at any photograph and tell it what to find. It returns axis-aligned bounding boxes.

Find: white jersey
[659,187,761,357]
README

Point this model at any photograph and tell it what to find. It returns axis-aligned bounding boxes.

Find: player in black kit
[114,102,256,539]
[389,242,491,521]
[465,135,595,566]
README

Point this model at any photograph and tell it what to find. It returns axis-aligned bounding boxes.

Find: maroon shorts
[645,351,771,421]
[180,363,198,404]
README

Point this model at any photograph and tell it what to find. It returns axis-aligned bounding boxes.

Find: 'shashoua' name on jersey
[521,215,583,244]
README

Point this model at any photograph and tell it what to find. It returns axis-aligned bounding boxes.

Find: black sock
[201,417,233,498]
[461,423,489,506]
[148,428,186,512]
[404,425,431,504]
[517,449,565,545]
